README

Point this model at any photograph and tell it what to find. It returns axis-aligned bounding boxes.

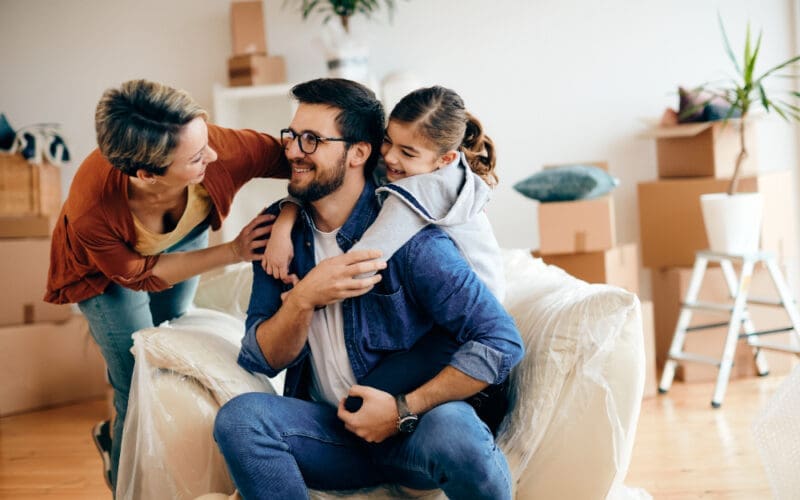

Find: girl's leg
[78,284,154,488]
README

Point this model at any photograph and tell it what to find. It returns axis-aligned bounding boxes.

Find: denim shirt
[239,180,524,399]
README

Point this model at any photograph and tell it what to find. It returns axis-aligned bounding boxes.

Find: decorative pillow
[513,165,619,202]
[678,86,742,123]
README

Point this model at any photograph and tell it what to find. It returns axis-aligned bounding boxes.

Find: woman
[44,79,287,491]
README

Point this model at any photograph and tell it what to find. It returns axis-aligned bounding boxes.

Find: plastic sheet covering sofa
[116,249,649,499]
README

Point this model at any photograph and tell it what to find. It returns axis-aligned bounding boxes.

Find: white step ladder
[658,250,800,408]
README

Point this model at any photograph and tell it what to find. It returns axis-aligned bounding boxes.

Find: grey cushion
[513,165,619,202]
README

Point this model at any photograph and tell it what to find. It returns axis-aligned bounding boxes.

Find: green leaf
[718,13,742,75]
[758,83,770,111]
[743,23,753,82]
[755,54,800,84]
[744,30,762,85]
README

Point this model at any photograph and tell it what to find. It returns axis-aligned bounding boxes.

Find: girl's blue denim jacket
[239,180,524,400]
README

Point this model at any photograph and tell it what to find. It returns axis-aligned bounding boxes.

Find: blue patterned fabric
[513,165,619,202]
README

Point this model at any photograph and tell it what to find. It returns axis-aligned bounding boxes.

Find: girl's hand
[229,214,275,263]
[262,234,295,283]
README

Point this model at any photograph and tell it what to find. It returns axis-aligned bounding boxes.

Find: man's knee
[418,402,495,461]
[214,392,273,452]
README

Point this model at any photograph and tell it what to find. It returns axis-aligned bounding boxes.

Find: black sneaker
[92,420,113,491]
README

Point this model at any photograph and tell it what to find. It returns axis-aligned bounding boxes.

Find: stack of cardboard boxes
[227,0,286,87]
[639,121,798,382]
[0,152,108,417]
[533,161,657,398]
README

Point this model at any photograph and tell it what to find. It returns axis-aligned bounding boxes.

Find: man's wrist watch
[395,394,419,433]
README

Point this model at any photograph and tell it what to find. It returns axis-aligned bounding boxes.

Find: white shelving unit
[211,83,297,243]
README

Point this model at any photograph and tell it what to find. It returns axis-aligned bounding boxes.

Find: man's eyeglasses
[280,128,351,155]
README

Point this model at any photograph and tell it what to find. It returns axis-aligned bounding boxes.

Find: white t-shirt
[307,224,357,407]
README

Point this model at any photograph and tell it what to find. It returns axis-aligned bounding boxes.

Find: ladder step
[746,340,800,354]
[669,352,720,366]
[686,321,733,332]
[739,327,795,339]
[746,296,785,307]
[683,301,734,313]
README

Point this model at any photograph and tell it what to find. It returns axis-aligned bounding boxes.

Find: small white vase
[325,37,369,83]
[700,192,764,255]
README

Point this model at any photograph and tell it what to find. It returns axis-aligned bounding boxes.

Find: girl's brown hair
[389,86,497,187]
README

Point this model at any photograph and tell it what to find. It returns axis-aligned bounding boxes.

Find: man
[213,78,524,500]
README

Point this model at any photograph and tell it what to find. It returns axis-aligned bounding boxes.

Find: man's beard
[288,150,347,203]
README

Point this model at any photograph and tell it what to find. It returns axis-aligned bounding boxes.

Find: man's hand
[337,385,398,443]
[286,250,386,311]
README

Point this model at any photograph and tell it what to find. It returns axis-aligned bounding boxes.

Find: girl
[263,85,504,302]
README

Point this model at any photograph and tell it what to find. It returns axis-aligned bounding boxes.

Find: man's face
[285,103,349,203]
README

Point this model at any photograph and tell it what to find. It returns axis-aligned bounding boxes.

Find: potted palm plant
[694,16,800,255]
[286,0,403,82]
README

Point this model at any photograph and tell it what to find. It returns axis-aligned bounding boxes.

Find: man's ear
[436,150,459,168]
[347,142,372,168]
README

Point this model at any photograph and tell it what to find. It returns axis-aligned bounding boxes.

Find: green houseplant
[287,0,400,34]
[692,16,800,254]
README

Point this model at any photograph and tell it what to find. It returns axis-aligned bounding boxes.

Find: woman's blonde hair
[390,86,498,187]
[95,79,208,176]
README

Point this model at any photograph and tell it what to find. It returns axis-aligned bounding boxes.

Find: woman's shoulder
[65,149,125,227]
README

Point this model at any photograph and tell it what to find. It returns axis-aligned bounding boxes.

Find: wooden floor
[0,375,787,499]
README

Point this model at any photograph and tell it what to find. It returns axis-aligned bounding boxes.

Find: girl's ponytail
[461,112,497,188]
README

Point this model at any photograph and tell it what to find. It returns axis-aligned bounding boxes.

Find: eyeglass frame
[280,128,353,155]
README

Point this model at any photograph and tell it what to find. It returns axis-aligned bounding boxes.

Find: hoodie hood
[375,152,491,227]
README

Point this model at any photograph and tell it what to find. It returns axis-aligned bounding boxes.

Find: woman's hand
[229,213,276,263]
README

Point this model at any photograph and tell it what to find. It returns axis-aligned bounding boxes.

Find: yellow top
[133,184,212,256]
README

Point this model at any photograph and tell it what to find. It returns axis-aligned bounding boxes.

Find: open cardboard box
[649,119,758,178]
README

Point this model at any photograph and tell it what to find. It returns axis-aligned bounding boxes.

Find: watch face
[399,415,419,433]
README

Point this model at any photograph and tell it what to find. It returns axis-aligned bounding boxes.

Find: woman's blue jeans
[77,224,208,489]
[214,393,512,500]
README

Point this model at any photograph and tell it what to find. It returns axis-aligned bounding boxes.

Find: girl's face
[381,120,454,182]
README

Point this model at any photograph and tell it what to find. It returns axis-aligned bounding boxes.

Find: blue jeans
[77,224,209,489]
[214,393,512,500]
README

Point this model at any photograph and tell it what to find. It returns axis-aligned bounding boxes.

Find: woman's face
[160,117,217,186]
[381,120,449,182]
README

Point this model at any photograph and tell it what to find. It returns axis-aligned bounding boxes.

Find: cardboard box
[641,300,657,398]
[637,170,796,268]
[0,153,61,216]
[0,238,72,326]
[0,214,55,238]
[0,315,108,416]
[228,54,286,87]
[651,120,758,178]
[651,266,798,383]
[230,0,267,56]
[538,196,616,255]
[537,243,639,294]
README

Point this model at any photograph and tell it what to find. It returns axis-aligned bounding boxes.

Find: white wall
[2,0,798,298]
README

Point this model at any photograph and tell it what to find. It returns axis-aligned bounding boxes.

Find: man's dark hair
[290,78,385,176]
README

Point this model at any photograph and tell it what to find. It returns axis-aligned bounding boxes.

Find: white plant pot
[324,38,369,82]
[700,192,764,255]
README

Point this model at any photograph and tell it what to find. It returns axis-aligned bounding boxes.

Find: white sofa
[116,249,647,500]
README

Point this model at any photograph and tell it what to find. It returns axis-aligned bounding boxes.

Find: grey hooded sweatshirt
[350,153,506,302]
